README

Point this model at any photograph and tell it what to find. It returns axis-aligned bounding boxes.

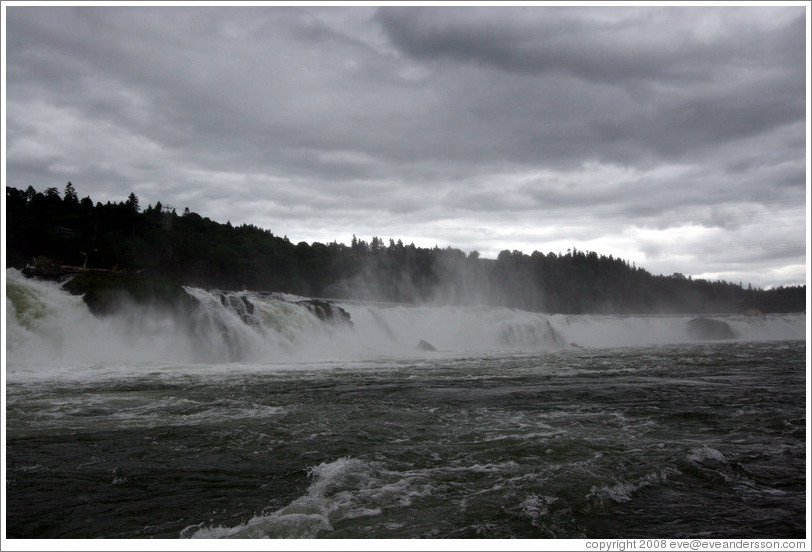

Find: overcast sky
[3,3,809,289]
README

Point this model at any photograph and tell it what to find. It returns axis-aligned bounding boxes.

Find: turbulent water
[4,269,808,539]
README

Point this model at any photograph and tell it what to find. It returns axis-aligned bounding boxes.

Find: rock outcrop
[297,299,353,327]
[63,271,196,316]
[686,317,736,340]
[418,339,437,351]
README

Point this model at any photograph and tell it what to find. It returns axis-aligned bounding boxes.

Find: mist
[313,238,800,315]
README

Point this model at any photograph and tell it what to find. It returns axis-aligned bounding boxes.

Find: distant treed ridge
[5,184,805,314]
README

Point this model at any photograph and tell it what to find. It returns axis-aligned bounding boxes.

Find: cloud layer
[4,5,808,288]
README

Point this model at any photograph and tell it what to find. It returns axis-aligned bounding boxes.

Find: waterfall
[5,269,806,380]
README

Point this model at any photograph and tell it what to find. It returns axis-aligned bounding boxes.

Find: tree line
[5,184,806,314]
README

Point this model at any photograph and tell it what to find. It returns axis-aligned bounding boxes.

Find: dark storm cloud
[3,4,808,288]
[377,6,804,82]
[378,6,805,164]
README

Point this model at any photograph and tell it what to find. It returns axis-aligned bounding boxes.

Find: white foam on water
[687,445,728,465]
[183,457,432,539]
[520,494,559,520]
[587,469,675,504]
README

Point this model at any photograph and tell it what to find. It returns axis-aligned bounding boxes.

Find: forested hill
[5,184,806,314]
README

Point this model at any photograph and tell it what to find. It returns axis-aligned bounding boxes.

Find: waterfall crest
[6,269,806,379]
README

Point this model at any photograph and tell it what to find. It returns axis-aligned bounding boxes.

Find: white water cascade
[5,269,807,382]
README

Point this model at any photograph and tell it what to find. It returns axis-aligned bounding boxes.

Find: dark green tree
[63,182,79,205]
[126,192,140,213]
